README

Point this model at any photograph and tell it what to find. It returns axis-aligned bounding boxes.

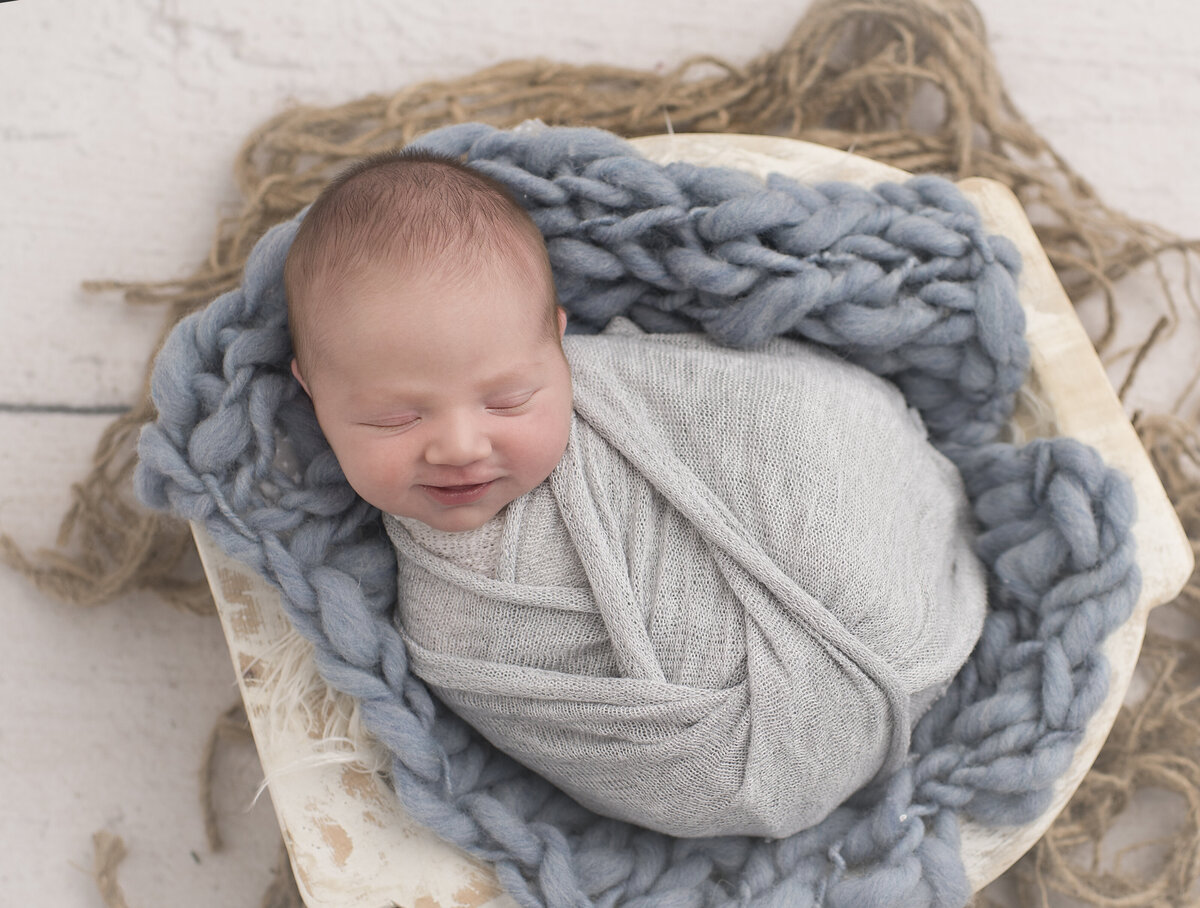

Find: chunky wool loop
[135,124,1138,908]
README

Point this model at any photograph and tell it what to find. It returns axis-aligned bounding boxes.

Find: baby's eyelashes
[363,415,420,431]
[359,393,537,430]
[486,391,537,414]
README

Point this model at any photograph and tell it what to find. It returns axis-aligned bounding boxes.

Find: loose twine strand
[10,0,1189,904]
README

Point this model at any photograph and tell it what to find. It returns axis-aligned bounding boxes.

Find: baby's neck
[394,510,505,576]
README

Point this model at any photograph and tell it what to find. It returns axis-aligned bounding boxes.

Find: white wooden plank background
[1,2,1197,905]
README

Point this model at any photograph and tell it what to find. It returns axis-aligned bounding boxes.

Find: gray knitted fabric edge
[135,124,1140,908]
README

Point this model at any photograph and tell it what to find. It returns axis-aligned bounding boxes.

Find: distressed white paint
[2,1,1199,906]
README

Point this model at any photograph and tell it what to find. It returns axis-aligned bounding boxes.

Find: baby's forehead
[291,209,557,354]
[301,249,551,340]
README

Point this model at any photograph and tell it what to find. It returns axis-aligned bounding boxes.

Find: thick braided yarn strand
[134,125,1139,908]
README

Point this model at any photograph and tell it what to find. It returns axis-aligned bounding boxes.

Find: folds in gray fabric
[387,323,987,838]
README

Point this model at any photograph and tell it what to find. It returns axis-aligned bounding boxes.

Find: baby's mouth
[422,480,495,506]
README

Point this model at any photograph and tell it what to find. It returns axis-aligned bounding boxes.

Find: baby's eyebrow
[357,401,419,422]
[477,365,539,391]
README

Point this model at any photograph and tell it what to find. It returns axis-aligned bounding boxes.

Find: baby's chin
[391,491,515,533]
[414,507,503,533]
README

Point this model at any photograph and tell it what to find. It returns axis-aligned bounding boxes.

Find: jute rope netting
[5,0,1199,905]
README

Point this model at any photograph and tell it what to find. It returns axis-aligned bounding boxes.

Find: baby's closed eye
[486,391,537,414]
[363,415,420,432]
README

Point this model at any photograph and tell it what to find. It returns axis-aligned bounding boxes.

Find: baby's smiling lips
[421,478,496,507]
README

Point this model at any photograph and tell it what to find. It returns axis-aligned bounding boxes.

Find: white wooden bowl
[191,134,1193,907]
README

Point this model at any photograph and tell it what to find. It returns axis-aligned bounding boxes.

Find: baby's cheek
[365,439,416,484]
[337,439,410,505]
[527,410,571,479]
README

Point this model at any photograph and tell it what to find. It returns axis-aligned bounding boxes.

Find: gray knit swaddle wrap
[386,322,987,838]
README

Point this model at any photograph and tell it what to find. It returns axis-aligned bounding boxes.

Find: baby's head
[285,150,572,532]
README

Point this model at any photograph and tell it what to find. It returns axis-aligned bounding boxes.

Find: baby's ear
[290,358,312,397]
[557,306,568,338]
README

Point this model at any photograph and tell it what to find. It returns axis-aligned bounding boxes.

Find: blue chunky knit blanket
[135,124,1140,908]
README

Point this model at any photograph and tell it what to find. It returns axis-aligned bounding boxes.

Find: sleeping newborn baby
[285,150,988,838]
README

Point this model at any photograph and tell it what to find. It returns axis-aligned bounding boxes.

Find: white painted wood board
[3,2,1199,906]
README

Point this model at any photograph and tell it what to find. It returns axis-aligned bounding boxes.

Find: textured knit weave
[386,323,986,837]
[135,124,1140,908]
[395,513,504,575]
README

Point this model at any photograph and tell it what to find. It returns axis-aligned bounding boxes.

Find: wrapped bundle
[387,321,987,837]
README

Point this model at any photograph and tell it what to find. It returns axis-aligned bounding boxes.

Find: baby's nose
[425,414,491,466]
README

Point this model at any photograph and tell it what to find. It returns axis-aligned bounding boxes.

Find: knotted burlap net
[5,0,1198,905]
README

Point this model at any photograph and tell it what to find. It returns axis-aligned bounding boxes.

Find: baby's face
[293,258,572,532]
